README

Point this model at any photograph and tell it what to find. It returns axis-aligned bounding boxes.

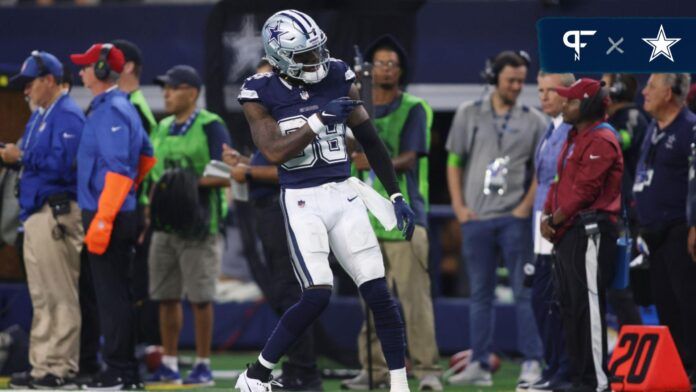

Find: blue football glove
[318,97,362,126]
[391,193,415,241]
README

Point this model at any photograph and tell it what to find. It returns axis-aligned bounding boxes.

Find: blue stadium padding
[0,283,32,332]
[0,283,659,356]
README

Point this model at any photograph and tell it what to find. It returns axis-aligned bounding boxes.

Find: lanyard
[23,94,63,151]
[169,109,200,136]
[645,128,667,169]
[491,108,513,151]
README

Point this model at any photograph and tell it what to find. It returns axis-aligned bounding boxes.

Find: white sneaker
[235,370,272,392]
[518,360,542,388]
[340,370,388,390]
[447,361,492,386]
[418,374,443,391]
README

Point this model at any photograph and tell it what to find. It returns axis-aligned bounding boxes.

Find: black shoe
[31,374,78,390]
[273,373,324,392]
[122,379,144,390]
[9,371,33,390]
[82,371,125,391]
[552,384,596,392]
[74,371,100,387]
[529,377,571,392]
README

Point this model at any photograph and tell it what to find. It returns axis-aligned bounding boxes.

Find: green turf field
[0,352,522,391]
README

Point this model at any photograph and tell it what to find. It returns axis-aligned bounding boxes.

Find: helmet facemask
[285,44,330,84]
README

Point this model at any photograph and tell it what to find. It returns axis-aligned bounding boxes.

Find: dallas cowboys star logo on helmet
[268,21,287,45]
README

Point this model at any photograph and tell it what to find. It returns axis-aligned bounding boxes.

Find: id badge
[483,156,510,196]
[633,169,654,192]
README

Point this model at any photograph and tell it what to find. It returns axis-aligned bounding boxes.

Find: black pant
[531,254,570,382]
[78,248,100,374]
[606,287,642,326]
[251,195,317,375]
[132,203,160,345]
[82,210,139,379]
[641,223,696,375]
[555,222,617,388]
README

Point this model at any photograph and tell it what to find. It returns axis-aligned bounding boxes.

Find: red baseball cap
[70,43,125,74]
[554,78,603,100]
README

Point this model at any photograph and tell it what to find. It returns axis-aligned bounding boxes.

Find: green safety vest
[358,93,432,240]
[149,110,228,235]
[129,89,157,134]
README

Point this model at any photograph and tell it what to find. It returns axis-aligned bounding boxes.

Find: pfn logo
[563,30,596,61]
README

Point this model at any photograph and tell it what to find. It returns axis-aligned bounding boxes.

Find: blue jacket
[533,120,573,215]
[77,87,153,212]
[18,93,84,221]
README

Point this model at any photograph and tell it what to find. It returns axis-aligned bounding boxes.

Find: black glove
[392,193,415,241]
[317,97,362,126]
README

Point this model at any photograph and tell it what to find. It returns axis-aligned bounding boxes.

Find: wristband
[307,113,325,135]
[390,193,403,203]
[244,166,252,182]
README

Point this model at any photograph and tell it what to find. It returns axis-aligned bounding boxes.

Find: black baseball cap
[154,65,202,89]
[364,34,409,85]
[112,39,143,65]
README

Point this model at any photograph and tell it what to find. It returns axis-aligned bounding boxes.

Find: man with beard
[446,50,545,387]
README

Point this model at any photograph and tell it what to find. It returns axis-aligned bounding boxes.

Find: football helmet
[262,9,330,84]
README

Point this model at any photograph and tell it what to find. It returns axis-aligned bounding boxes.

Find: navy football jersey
[238,59,356,189]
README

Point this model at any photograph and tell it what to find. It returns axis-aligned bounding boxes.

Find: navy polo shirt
[249,151,279,200]
[634,107,696,229]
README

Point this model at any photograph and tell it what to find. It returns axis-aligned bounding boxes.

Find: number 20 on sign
[609,326,690,391]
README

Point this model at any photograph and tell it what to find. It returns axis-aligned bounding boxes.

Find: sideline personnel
[5,50,84,389]
[71,43,156,389]
[541,78,623,392]
[636,73,696,387]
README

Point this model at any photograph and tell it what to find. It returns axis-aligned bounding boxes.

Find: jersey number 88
[278,115,348,170]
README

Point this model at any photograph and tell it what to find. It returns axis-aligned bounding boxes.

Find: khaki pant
[148,232,221,303]
[23,201,83,378]
[358,225,441,380]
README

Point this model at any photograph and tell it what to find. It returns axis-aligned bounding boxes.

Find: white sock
[162,355,179,372]
[389,368,409,392]
[195,357,211,366]
[258,354,276,370]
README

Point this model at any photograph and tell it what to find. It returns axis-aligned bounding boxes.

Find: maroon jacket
[544,121,624,242]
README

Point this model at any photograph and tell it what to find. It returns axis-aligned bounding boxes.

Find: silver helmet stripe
[288,9,315,34]
[279,12,310,36]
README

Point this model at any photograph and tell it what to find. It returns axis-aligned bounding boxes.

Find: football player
[234,9,415,392]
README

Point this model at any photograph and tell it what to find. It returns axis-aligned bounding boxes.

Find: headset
[481,50,531,86]
[607,73,641,103]
[608,73,625,100]
[30,50,49,77]
[94,43,114,81]
[671,73,687,97]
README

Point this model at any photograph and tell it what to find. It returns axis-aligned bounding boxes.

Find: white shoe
[447,361,492,386]
[418,374,443,391]
[518,360,542,386]
[235,370,272,392]
[340,370,388,390]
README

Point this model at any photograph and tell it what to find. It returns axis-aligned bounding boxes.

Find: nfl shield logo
[298,200,305,208]
[300,90,309,100]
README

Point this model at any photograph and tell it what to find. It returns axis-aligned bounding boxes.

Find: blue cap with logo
[154,65,202,90]
[10,50,64,88]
